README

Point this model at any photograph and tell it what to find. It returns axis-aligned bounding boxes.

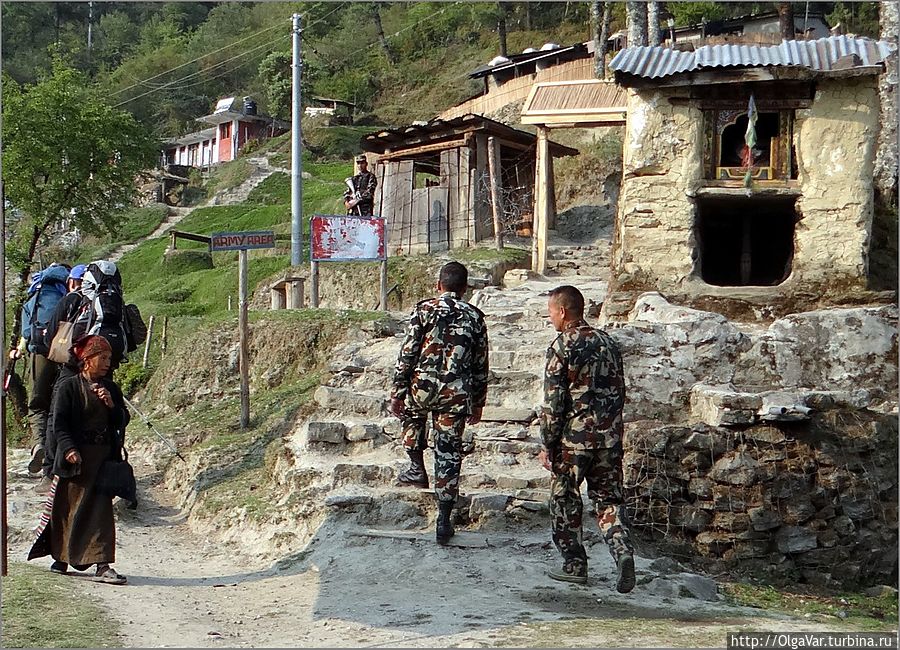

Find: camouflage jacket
[391,292,489,414]
[343,171,377,201]
[541,319,625,450]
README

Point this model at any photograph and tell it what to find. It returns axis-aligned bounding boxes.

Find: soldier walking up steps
[538,285,635,592]
[389,262,489,544]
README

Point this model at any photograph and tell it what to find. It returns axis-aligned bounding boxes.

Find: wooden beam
[534,126,551,274]
[376,137,469,161]
[487,136,504,251]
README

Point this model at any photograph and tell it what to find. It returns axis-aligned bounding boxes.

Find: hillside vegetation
[3,2,881,138]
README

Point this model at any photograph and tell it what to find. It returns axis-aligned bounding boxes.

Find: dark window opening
[720,112,779,168]
[413,157,441,188]
[696,196,796,287]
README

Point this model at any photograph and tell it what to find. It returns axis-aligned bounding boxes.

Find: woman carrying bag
[28,334,131,584]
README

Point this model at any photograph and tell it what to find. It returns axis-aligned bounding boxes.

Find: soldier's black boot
[396,450,429,488]
[615,553,635,594]
[436,501,455,545]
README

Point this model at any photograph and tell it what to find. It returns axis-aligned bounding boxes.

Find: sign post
[309,215,388,310]
[210,230,276,428]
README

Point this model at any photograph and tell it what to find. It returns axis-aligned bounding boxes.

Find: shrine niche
[606,35,895,316]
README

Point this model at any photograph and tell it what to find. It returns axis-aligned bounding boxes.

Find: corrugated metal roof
[610,35,895,79]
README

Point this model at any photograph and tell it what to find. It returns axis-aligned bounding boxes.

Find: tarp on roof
[609,35,895,80]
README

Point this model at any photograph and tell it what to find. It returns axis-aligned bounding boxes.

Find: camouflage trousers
[549,445,634,573]
[401,410,468,503]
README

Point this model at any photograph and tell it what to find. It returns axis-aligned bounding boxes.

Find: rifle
[344,177,363,216]
[122,395,186,462]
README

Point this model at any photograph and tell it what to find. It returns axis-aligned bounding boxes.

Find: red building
[162,96,289,168]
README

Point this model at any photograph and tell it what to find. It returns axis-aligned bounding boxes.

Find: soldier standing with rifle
[538,285,635,592]
[344,155,377,216]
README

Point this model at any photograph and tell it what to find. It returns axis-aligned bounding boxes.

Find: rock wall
[612,88,702,290]
[625,409,898,589]
[794,77,880,290]
[612,76,882,309]
[611,293,898,588]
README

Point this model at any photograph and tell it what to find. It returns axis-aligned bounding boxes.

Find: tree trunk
[626,1,648,47]
[372,4,396,65]
[776,2,795,41]
[592,2,611,78]
[497,2,508,57]
[648,1,661,46]
[524,2,531,31]
[875,0,899,206]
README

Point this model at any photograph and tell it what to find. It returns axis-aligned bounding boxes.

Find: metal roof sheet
[609,35,895,79]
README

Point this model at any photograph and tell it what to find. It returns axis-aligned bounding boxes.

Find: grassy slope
[1,562,121,648]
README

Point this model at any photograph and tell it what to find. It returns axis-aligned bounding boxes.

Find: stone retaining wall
[624,406,898,589]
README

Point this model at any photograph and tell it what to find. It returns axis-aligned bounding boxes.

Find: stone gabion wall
[623,402,898,589]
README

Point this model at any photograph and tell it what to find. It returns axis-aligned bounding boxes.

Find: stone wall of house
[611,76,882,311]
[612,87,702,291]
[794,76,880,291]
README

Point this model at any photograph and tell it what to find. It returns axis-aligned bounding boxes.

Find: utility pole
[290,13,304,268]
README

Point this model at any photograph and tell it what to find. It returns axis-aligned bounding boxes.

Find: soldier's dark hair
[439,261,468,294]
[548,285,584,315]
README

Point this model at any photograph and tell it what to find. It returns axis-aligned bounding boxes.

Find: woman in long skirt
[28,334,130,584]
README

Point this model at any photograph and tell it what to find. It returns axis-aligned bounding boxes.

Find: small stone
[346,424,380,442]
[305,421,347,444]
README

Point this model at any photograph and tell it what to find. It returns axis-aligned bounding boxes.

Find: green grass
[73,205,169,263]
[722,582,898,631]
[1,561,121,648]
[452,245,530,264]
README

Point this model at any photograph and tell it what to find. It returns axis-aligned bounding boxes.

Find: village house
[162,96,289,169]
[361,113,577,256]
[304,96,355,125]
[600,34,895,317]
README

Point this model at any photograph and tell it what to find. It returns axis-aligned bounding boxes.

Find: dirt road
[6,448,862,648]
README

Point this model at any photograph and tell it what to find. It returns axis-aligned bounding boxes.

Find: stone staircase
[108,155,291,263]
[282,250,612,533]
[208,156,290,206]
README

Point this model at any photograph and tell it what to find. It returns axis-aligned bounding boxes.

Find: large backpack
[73,261,128,358]
[21,265,70,355]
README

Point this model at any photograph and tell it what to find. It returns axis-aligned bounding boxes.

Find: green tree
[667,2,727,26]
[259,50,293,120]
[2,63,158,288]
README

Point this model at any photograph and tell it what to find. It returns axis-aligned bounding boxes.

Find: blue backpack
[21,264,70,355]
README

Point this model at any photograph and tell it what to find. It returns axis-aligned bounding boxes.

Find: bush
[115,360,153,398]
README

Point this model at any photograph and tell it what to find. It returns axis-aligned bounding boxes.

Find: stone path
[109,155,290,263]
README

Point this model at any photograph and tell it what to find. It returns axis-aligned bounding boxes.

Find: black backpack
[73,261,128,357]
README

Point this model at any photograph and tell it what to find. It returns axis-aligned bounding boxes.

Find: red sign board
[310,215,386,262]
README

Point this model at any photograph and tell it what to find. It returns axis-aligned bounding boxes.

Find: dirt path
[7,448,858,648]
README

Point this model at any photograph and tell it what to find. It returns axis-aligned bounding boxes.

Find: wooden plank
[396,160,414,256]
[412,187,430,254]
[377,137,469,161]
[473,134,489,242]
[459,146,473,247]
[428,187,450,252]
[536,127,551,274]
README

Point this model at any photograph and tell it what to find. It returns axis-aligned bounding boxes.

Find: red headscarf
[72,335,112,362]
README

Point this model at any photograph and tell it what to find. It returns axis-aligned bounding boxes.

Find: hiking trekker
[28,334,131,584]
[9,263,74,487]
[389,261,489,544]
[539,285,635,592]
[343,155,377,216]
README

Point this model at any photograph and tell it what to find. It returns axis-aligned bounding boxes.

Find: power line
[113,3,349,107]
[109,22,285,97]
[113,37,282,107]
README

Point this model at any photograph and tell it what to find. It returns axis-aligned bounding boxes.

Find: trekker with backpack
[9,263,73,489]
[69,260,146,376]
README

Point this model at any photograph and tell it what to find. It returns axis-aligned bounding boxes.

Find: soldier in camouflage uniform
[389,262,489,544]
[344,155,377,216]
[538,285,635,592]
